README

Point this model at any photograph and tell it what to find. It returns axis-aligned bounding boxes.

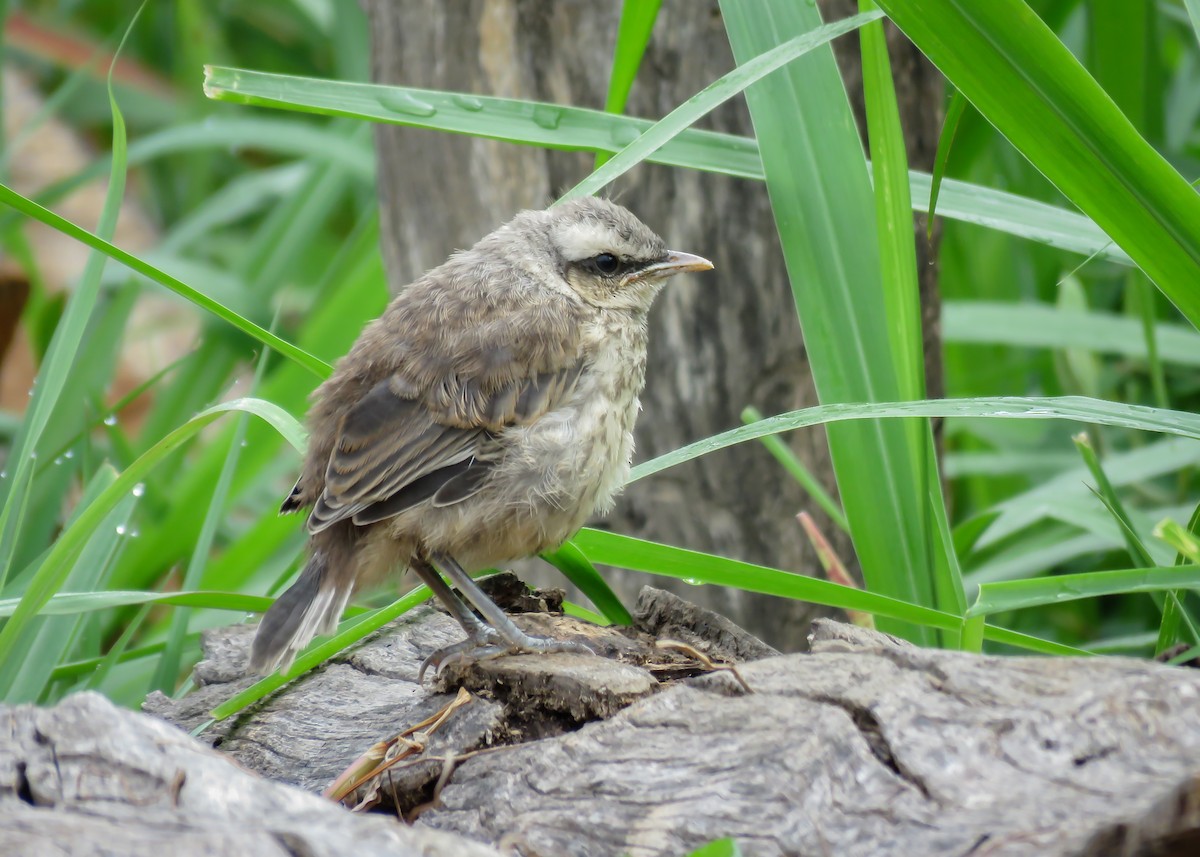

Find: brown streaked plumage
[250,197,713,676]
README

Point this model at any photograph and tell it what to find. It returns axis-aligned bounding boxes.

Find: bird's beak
[626,250,715,285]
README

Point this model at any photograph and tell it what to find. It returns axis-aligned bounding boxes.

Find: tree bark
[123,602,1200,857]
[360,0,942,650]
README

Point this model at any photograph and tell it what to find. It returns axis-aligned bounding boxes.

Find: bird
[249,196,713,677]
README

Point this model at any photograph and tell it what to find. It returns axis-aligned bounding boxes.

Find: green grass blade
[0,467,130,702]
[960,614,985,653]
[1129,274,1169,407]
[201,68,1133,265]
[1187,0,1200,45]
[1155,507,1200,656]
[0,184,329,379]
[741,406,848,533]
[602,2,662,125]
[1073,433,1155,568]
[560,11,883,202]
[573,528,958,632]
[209,586,433,723]
[860,2,923,401]
[561,602,608,626]
[927,447,967,633]
[0,19,134,591]
[0,465,35,595]
[969,567,1200,618]
[204,65,765,181]
[541,540,633,626]
[605,1,661,115]
[860,1,962,624]
[981,625,1087,656]
[571,528,1085,655]
[873,0,1200,326]
[0,398,303,694]
[1087,0,1159,141]
[0,590,272,618]
[1086,632,1159,655]
[630,397,1200,485]
[721,0,933,642]
[84,602,151,694]
[152,323,275,692]
[911,174,1130,266]
[942,301,1200,367]
[49,639,168,683]
[1167,645,1200,666]
[687,839,743,857]
[927,86,967,237]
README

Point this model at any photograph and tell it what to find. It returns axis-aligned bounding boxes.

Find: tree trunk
[360,0,942,650]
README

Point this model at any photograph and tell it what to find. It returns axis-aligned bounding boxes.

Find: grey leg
[409,556,494,642]
[409,556,506,683]
[430,551,593,657]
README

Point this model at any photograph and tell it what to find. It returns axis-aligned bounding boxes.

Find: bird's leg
[409,556,506,682]
[409,556,496,644]
[429,551,593,663]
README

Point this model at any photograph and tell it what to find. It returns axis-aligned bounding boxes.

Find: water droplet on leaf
[453,94,484,112]
[379,91,437,118]
[532,105,563,130]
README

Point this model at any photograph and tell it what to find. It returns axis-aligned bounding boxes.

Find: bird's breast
[393,315,649,569]
[489,316,647,523]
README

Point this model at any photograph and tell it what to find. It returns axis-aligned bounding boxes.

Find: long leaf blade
[873,0,1200,326]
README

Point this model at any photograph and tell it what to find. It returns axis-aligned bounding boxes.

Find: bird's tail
[249,538,354,674]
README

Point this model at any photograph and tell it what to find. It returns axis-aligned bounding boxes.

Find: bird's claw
[417,633,594,684]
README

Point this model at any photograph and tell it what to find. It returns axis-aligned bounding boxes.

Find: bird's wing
[306,297,587,533]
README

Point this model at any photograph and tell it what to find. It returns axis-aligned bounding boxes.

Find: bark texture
[0,693,500,857]
[8,598,1200,857]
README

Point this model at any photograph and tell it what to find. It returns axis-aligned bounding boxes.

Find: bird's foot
[418,638,507,684]
[418,628,594,684]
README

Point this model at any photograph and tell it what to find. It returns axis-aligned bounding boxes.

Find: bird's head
[533,197,713,312]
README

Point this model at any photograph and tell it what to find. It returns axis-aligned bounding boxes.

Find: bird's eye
[592,253,620,276]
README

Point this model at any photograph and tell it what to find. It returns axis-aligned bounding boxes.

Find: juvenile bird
[250,197,713,676]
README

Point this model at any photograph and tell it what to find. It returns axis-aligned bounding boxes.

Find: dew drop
[103,414,118,426]
[1,471,8,479]
[453,94,484,112]
[378,91,437,118]
[132,483,146,498]
[53,456,63,466]
[116,524,127,536]
[64,450,74,459]
[531,104,563,130]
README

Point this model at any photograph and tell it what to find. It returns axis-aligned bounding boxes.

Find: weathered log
[0,691,500,856]
[139,586,1200,856]
[9,590,1200,856]
[146,581,770,802]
